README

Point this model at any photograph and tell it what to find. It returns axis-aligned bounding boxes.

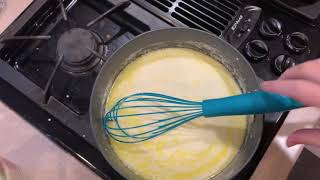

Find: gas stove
[1,0,320,179]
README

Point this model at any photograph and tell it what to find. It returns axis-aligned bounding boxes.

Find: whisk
[103,91,303,143]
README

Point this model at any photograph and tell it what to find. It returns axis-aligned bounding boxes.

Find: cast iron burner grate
[0,0,149,140]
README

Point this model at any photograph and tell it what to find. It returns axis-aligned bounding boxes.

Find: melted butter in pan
[106,48,247,180]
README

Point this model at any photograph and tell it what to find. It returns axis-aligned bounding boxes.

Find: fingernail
[286,139,294,148]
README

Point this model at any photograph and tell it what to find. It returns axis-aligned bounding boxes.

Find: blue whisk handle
[202,91,303,117]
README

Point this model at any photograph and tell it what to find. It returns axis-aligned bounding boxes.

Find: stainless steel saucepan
[90,27,263,180]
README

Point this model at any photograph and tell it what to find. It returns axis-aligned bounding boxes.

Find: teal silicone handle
[202,91,303,117]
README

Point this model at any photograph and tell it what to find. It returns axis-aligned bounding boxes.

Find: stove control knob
[259,18,282,38]
[272,54,295,75]
[285,32,309,53]
[244,40,269,61]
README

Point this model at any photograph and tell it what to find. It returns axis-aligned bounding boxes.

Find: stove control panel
[228,1,318,81]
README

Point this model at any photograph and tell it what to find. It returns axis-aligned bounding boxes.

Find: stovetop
[1,0,320,179]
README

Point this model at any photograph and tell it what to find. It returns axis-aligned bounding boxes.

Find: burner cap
[57,28,104,74]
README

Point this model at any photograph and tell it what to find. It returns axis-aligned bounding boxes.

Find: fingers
[280,59,320,84]
[261,79,320,106]
[287,129,320,148]
[263,60,320,148]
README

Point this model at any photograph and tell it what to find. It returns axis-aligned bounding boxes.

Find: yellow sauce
[106,48,247,180]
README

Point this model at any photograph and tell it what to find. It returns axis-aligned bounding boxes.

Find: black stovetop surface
[1,0,320,179]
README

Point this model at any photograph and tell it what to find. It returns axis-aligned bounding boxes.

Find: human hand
[261,59,320,148]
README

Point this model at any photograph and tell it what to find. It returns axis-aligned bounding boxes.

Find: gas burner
[57,28,104,74]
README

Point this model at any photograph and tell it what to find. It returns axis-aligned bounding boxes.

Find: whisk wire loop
[103,93,203,143]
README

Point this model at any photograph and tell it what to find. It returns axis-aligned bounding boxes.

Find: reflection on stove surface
[0,0,148,145]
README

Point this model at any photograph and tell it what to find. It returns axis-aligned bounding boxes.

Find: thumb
[287,129,320,148]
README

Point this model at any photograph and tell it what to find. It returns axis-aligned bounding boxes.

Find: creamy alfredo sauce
[106,48,247,180]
